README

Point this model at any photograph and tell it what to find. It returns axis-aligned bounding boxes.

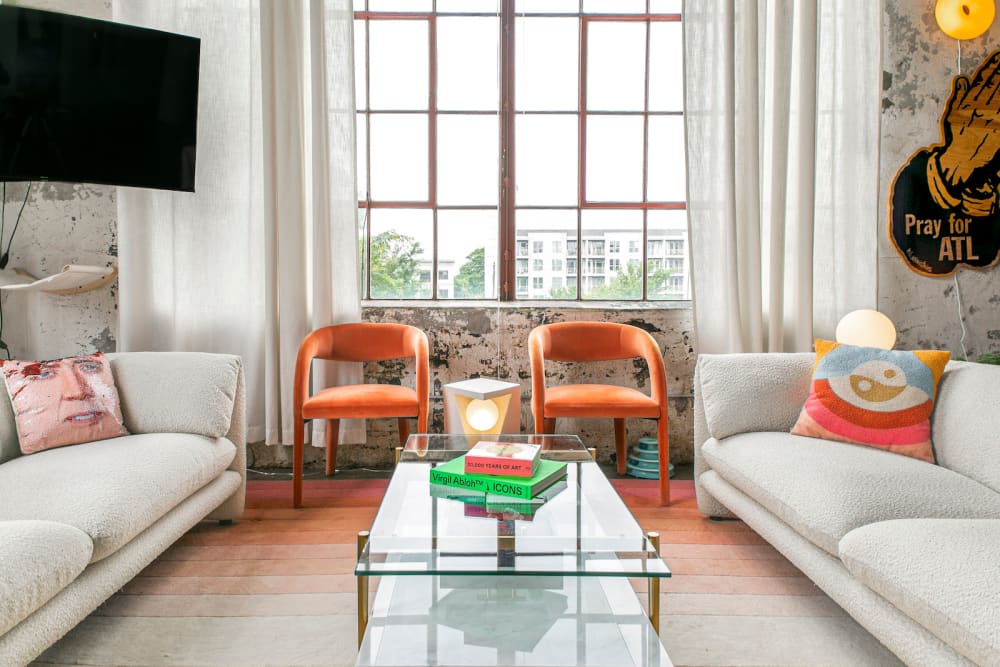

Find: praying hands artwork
[889,49,1000,276]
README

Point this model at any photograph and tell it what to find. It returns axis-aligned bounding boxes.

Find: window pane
[438,17,499,111]
[370,114,428,201]
[369,20,428,110]
[516,115,578,206]
[647,209,689,300]
[356,116,368,198]
[647,115,685,202]
[354,20,367,110]
[516,18,578,112]
[581,210,642,300]
[586,116,643,202]
[587,22,646,111]
[515,0,579,13]
[649,22,683,112]
[516,210,578,299]
[368,209,433,299]
[650,0,682,12]
[583,0,646,13]
[354,0,365,12]
[438,0,499,12]
[438,210,498,299]
[438,115,498,205]
[368,0,431,10]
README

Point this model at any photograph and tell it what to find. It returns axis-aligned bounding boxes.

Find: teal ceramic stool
[626,437,674,479]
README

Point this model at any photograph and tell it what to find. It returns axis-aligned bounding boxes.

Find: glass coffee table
[354,434,672,667]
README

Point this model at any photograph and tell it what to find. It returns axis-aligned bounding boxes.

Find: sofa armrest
[693,352,813,516]
[107,352,246,519]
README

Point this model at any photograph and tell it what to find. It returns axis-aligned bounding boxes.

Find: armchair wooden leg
[293,420,304,508]
[657,415,670,506]
[325,419,340,476]
[543,418,556,434]
[397,417,410,446]
[614,418,627,475]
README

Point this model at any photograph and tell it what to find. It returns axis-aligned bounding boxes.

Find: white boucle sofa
[0,352,246,666]
[694,353,1000,667]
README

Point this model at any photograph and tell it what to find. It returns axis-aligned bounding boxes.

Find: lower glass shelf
[356,575,673,667]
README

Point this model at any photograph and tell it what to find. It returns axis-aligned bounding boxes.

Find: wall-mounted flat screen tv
[0,6,200,192]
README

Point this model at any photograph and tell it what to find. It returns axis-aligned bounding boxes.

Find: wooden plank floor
[34,479,902,667]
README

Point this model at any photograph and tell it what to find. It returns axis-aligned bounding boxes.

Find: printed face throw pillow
[2,353,128,454]
[791,340,951,463]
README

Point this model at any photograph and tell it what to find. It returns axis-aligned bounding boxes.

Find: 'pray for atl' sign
[889,49,1000,276]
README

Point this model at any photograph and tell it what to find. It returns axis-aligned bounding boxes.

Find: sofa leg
[218,519,233,526]
[709,516,740,522]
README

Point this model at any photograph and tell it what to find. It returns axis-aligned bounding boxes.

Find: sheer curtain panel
[115,0,362,446]
[684,1,880,354]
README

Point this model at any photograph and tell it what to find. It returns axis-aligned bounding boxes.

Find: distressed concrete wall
[251,305,696,471]
[0,1,118,360]
[880,3,1000,357]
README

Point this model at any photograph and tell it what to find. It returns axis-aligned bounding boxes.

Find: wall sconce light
[935,0,995,40]
[835,309,897,350]
[443,377,521,440]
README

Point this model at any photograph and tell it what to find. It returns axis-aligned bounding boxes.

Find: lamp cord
[953,273,970,360]
[950,42,970,363]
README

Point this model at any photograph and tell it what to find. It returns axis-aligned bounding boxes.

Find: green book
[428,456,567,499]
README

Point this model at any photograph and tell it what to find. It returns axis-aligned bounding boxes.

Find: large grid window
[355,0,686,301]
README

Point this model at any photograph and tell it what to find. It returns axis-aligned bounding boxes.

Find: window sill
[362,299,692,311]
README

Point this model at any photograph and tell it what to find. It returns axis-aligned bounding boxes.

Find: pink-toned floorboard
[33,478,903,667]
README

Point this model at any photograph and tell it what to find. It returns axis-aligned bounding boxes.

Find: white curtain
[115,0,362,446]
[684,0,880,354]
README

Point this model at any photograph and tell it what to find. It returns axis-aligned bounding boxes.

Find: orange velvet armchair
[529,321,670,505]
[292,322,429,507]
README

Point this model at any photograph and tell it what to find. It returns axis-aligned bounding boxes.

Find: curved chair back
[294,322,429,426]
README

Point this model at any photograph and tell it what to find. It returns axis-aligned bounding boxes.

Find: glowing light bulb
[935,0,995,40]
[835,310,897,350]
[465,399,500,431]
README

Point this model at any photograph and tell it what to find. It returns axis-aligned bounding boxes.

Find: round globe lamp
[465,398,500,431]
[835,310,897,350]
[935,0,995,39]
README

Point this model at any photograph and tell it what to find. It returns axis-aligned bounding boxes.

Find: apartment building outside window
[356,0,687,302]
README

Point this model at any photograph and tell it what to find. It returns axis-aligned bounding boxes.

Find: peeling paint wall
[251,305,696,471]
[880,3,1000,357]
[0,1,118,360]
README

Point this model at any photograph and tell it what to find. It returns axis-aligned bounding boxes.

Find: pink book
[464,441,541,478]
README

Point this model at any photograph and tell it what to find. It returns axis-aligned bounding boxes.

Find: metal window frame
[356,1,683,302]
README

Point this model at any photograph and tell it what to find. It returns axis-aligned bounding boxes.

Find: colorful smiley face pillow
[791,340,951,463]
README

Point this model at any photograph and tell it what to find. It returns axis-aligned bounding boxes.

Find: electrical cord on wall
[953,272,970,361]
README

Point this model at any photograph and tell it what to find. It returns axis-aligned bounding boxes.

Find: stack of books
[428,441,568,520]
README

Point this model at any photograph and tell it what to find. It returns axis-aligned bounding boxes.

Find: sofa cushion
[106,352,240,438]
[0,520,93,637]
[932,360,1000,495]
[2,353,129,455]
[840,519,1000,667]
[697,353,815,440]
[0,433,236,562]
[791,340,949,464]
[702,432,1000,556]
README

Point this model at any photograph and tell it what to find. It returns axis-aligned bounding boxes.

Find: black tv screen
[0,6,200,192]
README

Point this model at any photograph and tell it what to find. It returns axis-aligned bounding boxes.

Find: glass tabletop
[356,434,671,579]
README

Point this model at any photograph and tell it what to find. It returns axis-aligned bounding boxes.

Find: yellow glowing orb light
[835,310,897,350]
[936,0,995,39]
[465,398,500,431]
